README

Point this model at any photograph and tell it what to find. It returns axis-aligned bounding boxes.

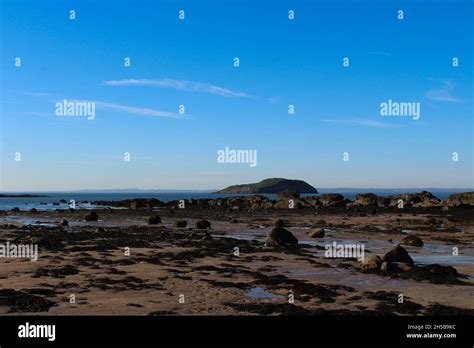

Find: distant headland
[214,178,318,194]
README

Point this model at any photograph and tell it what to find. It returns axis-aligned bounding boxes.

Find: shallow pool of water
[244,287,283,299]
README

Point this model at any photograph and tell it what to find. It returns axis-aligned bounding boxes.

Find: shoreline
[0,199,473,315]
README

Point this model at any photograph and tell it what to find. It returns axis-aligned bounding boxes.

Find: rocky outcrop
[89,190,472,211]
[447,192,474,207]
[387,191,440,208]
[354,193,378,206]
[318,194,345,207]
[215,178,318,194]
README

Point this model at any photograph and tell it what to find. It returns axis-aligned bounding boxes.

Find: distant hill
[215,178,318,194]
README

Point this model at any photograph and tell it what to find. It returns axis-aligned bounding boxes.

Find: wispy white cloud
[425,80,464,103]
[103,78,249,98]
[90,100,183,119]
[321,118,402,128]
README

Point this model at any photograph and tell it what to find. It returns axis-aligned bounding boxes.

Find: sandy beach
[1,194,473,316]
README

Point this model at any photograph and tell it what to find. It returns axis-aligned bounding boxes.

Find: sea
[0,189,469,211]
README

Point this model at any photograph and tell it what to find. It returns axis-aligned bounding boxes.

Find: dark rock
[382,245,414,265]
[265,227,298,247]
[0,289,55,312]
[61,219,69,226]
[11,207,20,212]
[33,265,79,278]
[195,220,211,229]
[29,208,38,213]
[175,220,187,228]
[401,264,461,284]
[84,211,99,221]
[147,215,161,225]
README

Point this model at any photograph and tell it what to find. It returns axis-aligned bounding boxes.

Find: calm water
[0,190,467,211]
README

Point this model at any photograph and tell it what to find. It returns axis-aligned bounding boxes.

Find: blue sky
[1,0,473,191]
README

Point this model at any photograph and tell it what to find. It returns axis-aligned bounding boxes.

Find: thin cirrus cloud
[89,100,183,119]
[321,118,402,128]
[102,78,249,98]
[11,91,182,119]
[425,80,464,103]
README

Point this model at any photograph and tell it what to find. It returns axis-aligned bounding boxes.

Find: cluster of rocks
[87,191,474,212]
[360,245,464,285]
[352,191,443,208]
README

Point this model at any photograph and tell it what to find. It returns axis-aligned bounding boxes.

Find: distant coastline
[0,194,48,198]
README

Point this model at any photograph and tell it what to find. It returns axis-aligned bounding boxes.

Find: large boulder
[447,192,474,207]
[388,191,440,208]
[308,227,325,238]
[195,220,211,229]
[147,215,161,224]
[84,211,99,221]
[265,227,298,247]
[174,220,187,228]
[319,194,345,207]
[382,245,414,265]
[354,193,378,206]
[400,235,423,247]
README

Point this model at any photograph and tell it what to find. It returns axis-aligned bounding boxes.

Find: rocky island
[215,178,318,194]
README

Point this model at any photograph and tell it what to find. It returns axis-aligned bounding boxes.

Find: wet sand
[0,204,473,315]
